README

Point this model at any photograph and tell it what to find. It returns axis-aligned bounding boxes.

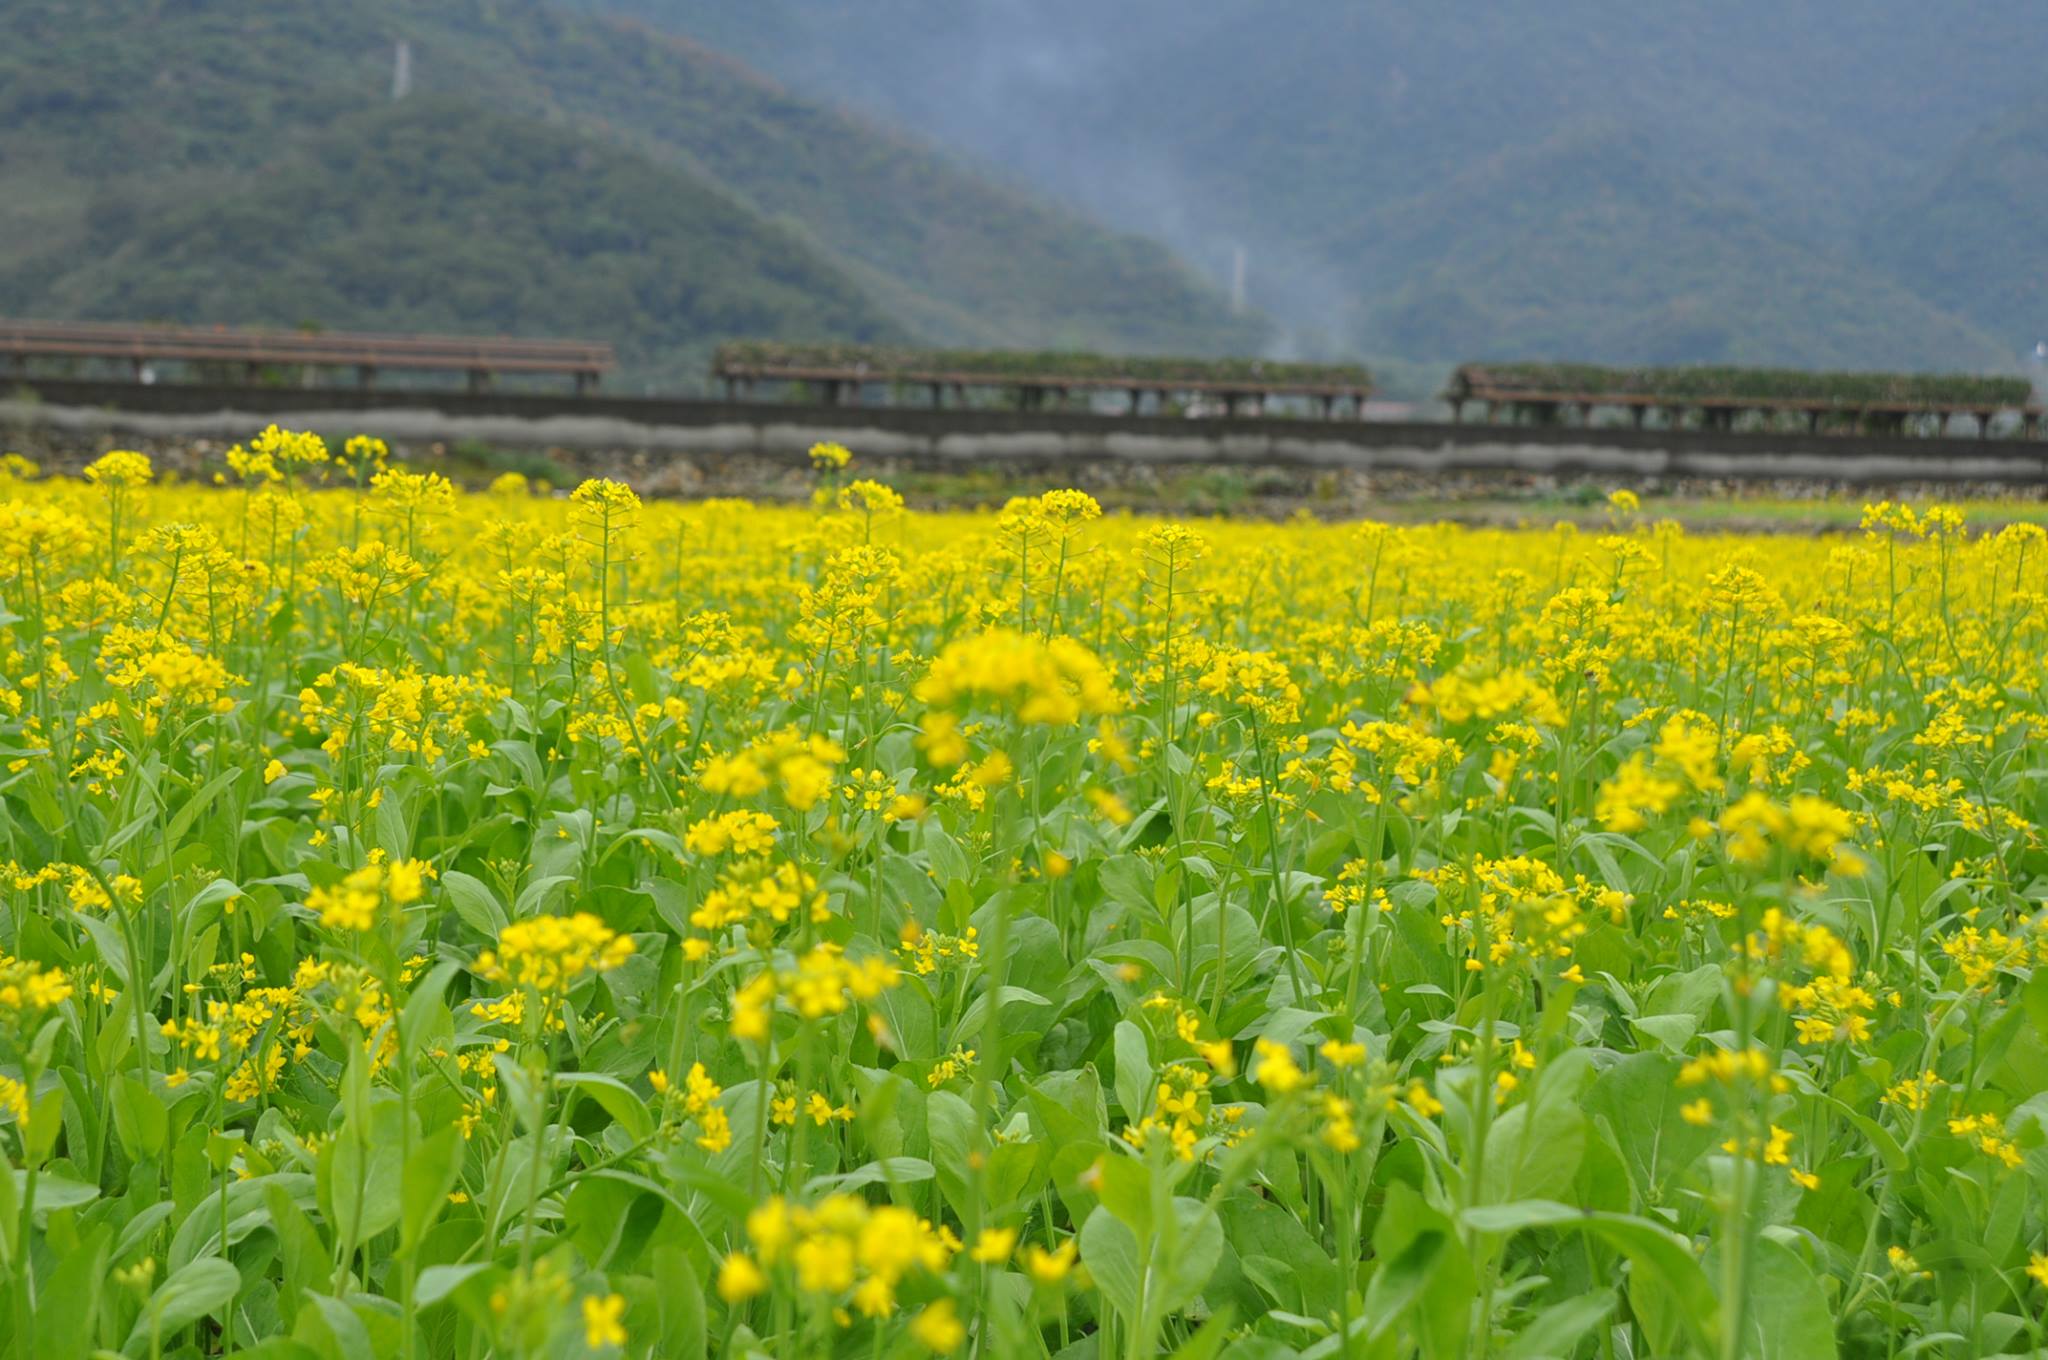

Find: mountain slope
[5,97,902,384]
[620,0,2041,371]
[0,0,1264,380]
[1345,126,2010,370]
[1870,94,2048,355]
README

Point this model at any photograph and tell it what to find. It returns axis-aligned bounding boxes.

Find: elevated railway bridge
[3,321,2043,485]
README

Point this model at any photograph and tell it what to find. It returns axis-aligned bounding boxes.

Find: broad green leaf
[1481,1050,1591,1205]
[558,1070,655,1142]
[1079,1204,1143,1326]
[1113,1019,1152,1120]
[440,870,509,937]
[1586,1051,1715,1203]
[34,1221,110,1360]
[320,1097,405,1253]
[126,1257,240,1356]
[1704,1236,1836,1360]
[1459,1200,1719,1357]
[416,1263,493,1309]
[1505,1289,1617,1360]
[400,1123,465,1253]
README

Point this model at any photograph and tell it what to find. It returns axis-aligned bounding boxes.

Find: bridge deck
[0,318,615,385]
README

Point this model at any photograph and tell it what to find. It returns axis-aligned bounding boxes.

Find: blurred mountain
[0,0,1264,388]
[1869,92,2048,359]
[611,0,2044,373]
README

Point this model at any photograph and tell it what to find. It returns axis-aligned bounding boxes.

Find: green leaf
[296,1292,376,1360]
[400,1123,465,1253]
[1114,1019,1152,1121]
[1366,1183,1474,1355]
[1705,1236,1835,1360]
[1079,1204,1143,1326]
[1628,1014,1700,1052]
[266,1183,328,1324]
[1362,1227,1447,1343]
[415,1263,493,1309]
[13,1169,99,1217]
[34,1221,110,1360]
[655,1241,708,1360]
[398,959,462,1061]
[1504,1289,1617,1360]
[1167,1305,1239,1360]
[1158,1198,1225,1319]
[924,822,973,891]
[558,1070,655,1142]
[984,1141,1047,1216]
[71,910,130,980]
[1026,1068,1106,1148]
[125,1257,240,1356]
[165,768,242,848]
[927,1089,975,1219]
[512,873,575,919]
[320,1097,404,1253]
[1216,1194,1342,1314]
[1586,1052,1715,1204]
[1481,1050,1591,1204]
[805,1157,936,1194]
[440,871,508,938]
[1457,1200,1719,1358]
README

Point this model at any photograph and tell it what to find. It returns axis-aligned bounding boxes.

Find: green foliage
[0,0,1262,382]
[7,98,899,390]
[3,457,2048,1356]
[715,341,1372,390]
[625,0,2045,368]
[1452,363,2037,408]
[1869,92,2048,354]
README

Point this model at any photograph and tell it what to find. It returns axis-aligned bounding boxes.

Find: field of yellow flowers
[1,429,2045,1360]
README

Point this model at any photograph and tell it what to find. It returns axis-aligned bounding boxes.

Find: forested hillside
[0,0,1262,387]
[1871,92,2048,356]
[619,0,2044,372]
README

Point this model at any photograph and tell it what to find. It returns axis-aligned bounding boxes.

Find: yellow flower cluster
[731,943,898,1041]
[475,913,635,993]
[728,1193,957,1320]
[306,854,434,932]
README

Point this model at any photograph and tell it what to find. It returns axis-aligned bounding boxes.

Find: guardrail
[0,318,615,392]
[711,342,1373,418]
[1444,363,2042,437]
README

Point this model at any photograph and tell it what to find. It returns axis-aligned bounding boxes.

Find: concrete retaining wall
[7,381,2048,485]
